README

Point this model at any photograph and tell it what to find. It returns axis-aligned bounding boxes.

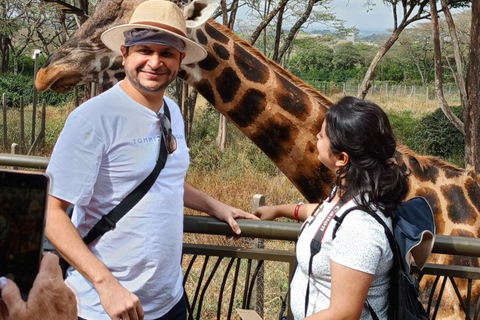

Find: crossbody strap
[304,199,348,317]
[82,102,171,245]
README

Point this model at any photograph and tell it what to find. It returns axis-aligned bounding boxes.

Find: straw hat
[101,0,207,65]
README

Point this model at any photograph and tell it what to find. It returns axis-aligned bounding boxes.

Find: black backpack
[333,197,434,320]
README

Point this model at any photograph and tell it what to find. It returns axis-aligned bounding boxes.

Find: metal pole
[32,52,39,144]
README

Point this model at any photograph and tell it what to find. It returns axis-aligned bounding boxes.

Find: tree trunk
[440,0,468,110]
[249,0,290,46]
[429,0,464,134]
[0,36,10,74]
[272,3,285,63]
[358,28,404,99]
[465,0,480,172]
[277,0,319,62]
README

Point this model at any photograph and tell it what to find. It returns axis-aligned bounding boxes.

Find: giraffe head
[35,0,217,92]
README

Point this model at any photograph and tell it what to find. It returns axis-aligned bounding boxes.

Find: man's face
[121,43,185,95]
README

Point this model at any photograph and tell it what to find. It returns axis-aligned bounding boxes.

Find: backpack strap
[332,205,397,320]
[82,102,171,245]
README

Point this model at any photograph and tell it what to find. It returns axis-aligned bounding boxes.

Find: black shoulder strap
[82,102,171,245]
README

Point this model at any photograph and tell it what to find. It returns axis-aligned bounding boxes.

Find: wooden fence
[0,92,46,155]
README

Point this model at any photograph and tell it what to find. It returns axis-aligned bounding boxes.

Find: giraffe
[35,0,480,318]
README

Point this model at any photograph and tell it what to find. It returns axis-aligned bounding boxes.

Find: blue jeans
[78,294,187,320]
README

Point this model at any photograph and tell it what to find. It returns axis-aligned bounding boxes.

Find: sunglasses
[158,113,177,154]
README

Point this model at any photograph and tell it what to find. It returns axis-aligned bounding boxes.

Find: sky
[329,0,394,31]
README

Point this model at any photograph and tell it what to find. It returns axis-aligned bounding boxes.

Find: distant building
[346,32,356,42]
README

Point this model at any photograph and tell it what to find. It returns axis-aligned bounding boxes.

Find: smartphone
[0,170,49,296]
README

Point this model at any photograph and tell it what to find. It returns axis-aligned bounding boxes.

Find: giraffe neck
[181,20,334,201]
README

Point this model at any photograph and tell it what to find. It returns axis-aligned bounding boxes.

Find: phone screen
[0,170,49,295]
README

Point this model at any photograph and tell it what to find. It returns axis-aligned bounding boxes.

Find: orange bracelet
[294,202,304,220]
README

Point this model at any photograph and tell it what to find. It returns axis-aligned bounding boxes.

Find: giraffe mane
[208,20,333,108]
[397,144,480,184]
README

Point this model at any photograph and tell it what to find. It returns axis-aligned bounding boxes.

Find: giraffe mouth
[35,67,83,93]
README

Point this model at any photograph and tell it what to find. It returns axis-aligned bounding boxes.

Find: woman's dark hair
[326,96,409,216]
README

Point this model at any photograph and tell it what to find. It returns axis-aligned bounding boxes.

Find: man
[0,254,77,320]
[46,1,258,319]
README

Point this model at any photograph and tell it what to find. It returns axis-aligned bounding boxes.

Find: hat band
[133,21,187,38]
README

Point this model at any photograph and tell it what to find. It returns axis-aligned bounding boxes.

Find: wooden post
[90,82,96,98]
[20,96,24,153]
[2,93,7,151]
[251,194,265,318]
[343,82,346,96]
[74,86,80,107]
[11,143,19,170]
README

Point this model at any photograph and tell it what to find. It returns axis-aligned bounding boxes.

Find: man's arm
[183,182,259,235]
[46,196,144,320]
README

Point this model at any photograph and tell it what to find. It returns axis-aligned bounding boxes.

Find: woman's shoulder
[338,201,392,233]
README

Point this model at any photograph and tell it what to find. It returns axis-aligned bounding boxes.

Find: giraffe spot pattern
[251,114,298,162]
[227,89,266,128]
[233,44,269,84]
[205,23,229,44]
[408,156,439,183]
[198,53,219,71]
[466,179,480,214]
[296,164,333,202]
[213,43,230,60]
[444,168,462,179]
[441,184,476,225]
[215,67,241,104]
[195,79,215,105]
[275,74,310,121]
[196,29,208,45]
[114,72,125,82]
[414,187,443,234]
[100,56,110,71]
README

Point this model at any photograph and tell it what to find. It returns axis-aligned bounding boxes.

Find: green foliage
[0,73,72,107]
[417,107,465,161]
[388,107,465,167]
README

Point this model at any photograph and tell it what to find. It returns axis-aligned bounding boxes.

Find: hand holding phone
[0,170,49,296]
[0,253,77,320]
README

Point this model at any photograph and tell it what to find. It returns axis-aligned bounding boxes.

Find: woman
[254,97,409,320]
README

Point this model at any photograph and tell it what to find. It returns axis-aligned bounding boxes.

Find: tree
[357,0,469,99]
[430,0,479,172]
[397,26,435,85]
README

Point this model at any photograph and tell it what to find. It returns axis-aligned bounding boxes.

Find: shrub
[0,73,73,107]
[417,106,464,160]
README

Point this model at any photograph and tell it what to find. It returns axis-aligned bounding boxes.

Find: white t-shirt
[47,83,189,320]
[291,198,393,320]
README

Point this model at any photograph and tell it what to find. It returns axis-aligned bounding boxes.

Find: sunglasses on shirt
[158,113,177,154]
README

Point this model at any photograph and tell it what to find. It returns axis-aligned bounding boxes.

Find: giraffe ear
[183,0,218,29]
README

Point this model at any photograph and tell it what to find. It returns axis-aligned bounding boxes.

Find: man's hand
[0,253,77,320]
[210,203,260,235]
[96,275,144,320]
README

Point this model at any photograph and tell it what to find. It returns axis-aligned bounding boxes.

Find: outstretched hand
[0,253,77,320]
[253,206,280,221]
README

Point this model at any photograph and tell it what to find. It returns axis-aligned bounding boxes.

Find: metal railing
[2,153,480,319]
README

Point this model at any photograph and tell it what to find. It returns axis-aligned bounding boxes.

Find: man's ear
[335,152,349,168]
[180,52,186,64]
[120,45,128,65]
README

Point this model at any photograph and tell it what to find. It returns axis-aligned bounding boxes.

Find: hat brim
[101,24,207,65]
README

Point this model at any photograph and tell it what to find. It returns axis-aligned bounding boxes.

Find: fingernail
[0,277,7,289]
